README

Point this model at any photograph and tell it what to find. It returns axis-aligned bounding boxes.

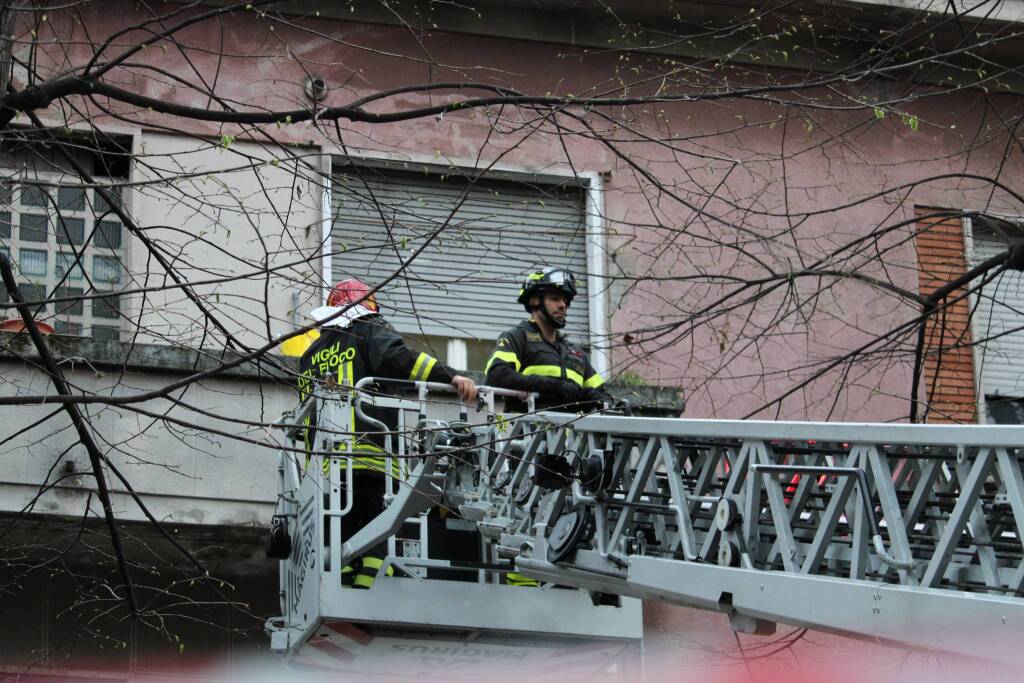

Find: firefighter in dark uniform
[485,267,610,412]
[298,278,477,588]
[485,267,610,587]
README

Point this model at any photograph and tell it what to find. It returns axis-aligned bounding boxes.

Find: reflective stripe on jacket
[485,319,608,410]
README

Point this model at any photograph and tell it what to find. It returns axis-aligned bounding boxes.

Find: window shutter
[971,235,1024,397]
[330,168,590,343]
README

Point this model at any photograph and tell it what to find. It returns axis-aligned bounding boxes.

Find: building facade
[1,0,1023,675]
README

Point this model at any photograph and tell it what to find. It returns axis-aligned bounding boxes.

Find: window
[329,162,590,371]
[969,216,1024,410]
[0,135,130,340]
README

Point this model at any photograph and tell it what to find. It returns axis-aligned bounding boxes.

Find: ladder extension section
[470,413,1024,664]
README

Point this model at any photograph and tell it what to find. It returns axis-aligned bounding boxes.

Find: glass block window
[56,216,85,245]
[92,325,120,342]
[93,255,122,284]
[0,170,129,339]
[54,286,84,316]
[19,214,47,242]
[18,249,47,276]
[55,252,85,281]
[18,283,47,311]
[54,320,83,336]
[20,185,48,207]
[96,221,121,249]
[93,292,120,319]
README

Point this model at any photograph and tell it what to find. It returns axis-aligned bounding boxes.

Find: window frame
[0,170,130,340]
[320,154,610,374]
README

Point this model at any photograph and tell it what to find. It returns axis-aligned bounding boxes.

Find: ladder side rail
[534,412,1024,449]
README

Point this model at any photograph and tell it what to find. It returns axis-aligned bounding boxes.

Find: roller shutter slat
[331,171,589,341]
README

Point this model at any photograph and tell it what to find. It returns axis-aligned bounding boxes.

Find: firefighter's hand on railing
[451,375,478,403]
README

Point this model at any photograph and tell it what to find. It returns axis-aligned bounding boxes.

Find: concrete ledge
[0,331,683,412]
[0,331,295,381]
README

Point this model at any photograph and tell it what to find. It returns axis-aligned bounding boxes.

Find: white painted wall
[0,362,292,526]
[129,132,324,348]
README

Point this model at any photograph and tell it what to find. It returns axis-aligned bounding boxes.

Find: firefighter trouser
[339,471,394,588]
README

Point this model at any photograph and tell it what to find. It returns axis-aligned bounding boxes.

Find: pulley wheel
[514,476,534,505]
[717,540,741,568]
[493,468,512,491]
[547,504,594,563]
[715,497,741,532]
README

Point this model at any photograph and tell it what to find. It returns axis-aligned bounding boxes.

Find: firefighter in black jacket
[485,267,610,413]
[298,278,477,588]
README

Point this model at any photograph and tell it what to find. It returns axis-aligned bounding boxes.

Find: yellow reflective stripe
[340,359,352,386]
[506,572,539,587]
[409,352,428,381]
[350,454,402,478]
[420,356,437,380]
[361,557,384,570]
[485,350,521,373]
[522,365,584,386]
[583,373,605,389]
[353,574,374,588]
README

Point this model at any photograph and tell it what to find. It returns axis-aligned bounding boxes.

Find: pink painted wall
[22,4,1024,422]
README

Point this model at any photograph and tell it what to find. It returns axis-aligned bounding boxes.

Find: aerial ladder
[265,379,1024,676]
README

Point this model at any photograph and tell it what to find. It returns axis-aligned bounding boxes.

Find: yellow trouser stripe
[506,572,539,586]
[583,373,605,389]
[523,365,584,386]
[361,557,385,570]
[409,352,428,381]
[485,350,521,373]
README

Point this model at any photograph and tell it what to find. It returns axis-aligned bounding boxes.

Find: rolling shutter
[971,232,1024,397]
[330,165,589,343]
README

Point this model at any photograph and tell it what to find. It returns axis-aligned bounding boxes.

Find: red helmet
[326,278,379,312]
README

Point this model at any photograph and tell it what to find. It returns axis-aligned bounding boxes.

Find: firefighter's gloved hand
[451,375,478,403]
[546,379,585,408]
[578,388,609,413]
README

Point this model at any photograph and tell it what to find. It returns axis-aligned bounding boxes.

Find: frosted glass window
[19,214,47,242]
[55,252,85,281]
[19,249,48,276]
[96,221,121,249]
[93,255,122,284]
[58,186,86,211]
[20,186,48,207]
[56,217,85,245]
